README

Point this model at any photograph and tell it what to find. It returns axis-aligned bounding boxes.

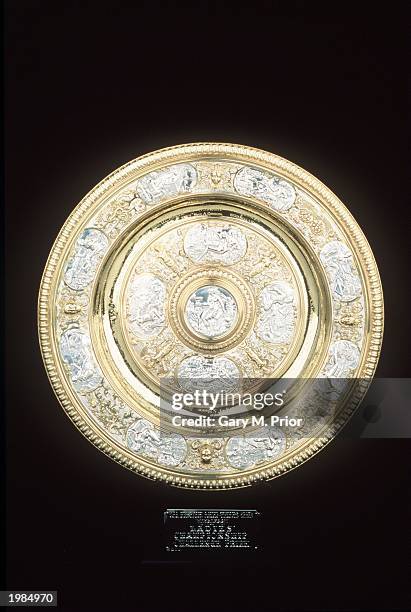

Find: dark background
[5,2,410,611]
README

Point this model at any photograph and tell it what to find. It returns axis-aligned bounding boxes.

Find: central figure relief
[185,285,238,339]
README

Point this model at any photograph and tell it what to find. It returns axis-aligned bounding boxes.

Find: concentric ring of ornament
[39,143,383,488]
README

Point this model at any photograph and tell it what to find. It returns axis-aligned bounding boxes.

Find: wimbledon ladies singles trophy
[38,143,383,489]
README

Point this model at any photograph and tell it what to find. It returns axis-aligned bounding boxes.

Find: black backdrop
[5,3,410,611]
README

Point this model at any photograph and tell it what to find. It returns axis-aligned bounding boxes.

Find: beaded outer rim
[38,143,384,489]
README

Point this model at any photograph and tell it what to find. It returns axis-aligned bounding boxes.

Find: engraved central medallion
[185,285,238,339]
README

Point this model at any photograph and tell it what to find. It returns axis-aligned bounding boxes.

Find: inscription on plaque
[164,509,261,552]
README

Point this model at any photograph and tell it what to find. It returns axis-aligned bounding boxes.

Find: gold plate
[38,143,383,488]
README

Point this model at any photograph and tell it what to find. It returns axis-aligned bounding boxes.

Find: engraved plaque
[164,509,261,553]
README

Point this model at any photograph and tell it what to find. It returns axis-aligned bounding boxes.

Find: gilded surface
[38,143,383,488]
